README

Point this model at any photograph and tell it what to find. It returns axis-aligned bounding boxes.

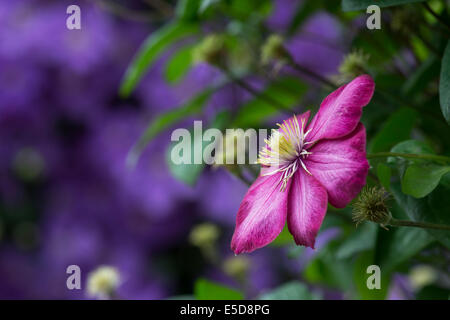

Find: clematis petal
[305,123,369,208]
[279,110,311,134]
[231,172,290,254]
[306,74,375,143]
[287,169,328,249]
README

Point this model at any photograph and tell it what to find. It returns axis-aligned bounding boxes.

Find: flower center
[257,116,313,191]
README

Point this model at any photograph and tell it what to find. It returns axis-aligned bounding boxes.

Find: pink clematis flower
[231,75,375,254]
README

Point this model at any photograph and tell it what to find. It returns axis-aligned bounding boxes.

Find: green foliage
[353,251,390,299]
[374,201,435,274]
[167,111,230,185]
[402,57,440,97]
[270,224,293,247]
[176,0,202,21]
[120,0,450,300]
[439,40,450,124]
[402,164,450,198]
[377,163,392,191]
[127,89,214,167]
[368,108,418,153]
[194,278,243,300]
[165,45,195,84]
[389,140,436,165]
[336,223,377,259]
[120,21,198,97]
[342,0,428,11]
[288,1,340,35]
[392,183,450,248]
[232,77,307,128]
[259,281,320,300]
[303,240,354,291]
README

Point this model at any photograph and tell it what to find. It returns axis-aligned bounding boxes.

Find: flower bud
[213,130,245,169]
[409,265,437,291]
[352,186,392,226]
[337,50,370,82]
[193,34,226,66]
[87,266,121,299]
[223,256,250,281]
[261,34,290,65]
[189,223,220,248]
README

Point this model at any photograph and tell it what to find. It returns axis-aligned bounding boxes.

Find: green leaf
[165,45,195,84]
[176,0,201,21]
[375,227,434,274]
[402,57,439,97]
[336,223,377,260]
[127,89,213,167]
[391,183,450,248]
[388,140,436,177]
[199,0,220,13]
[353,251,390,300]
[439,40,450,124]
[389,140,436,165]
[166,133,205,186]
[402,164,450,198]
[303,241,354,291]
[226,0,272,20]
[377,163,392,191]
[194,278,243,300]
[368,108,418,153]
[120,22,198,97]
[417,285,450,300]
[270,224,292,247]
[232,77,306,128]
[167,111,230,186]
[342,0,428,11]
[259,281,320,300]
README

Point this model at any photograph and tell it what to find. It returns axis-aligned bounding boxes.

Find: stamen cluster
[257,115,313,191]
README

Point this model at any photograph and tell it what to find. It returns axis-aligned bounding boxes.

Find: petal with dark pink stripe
[306,74,375,143]
[231,172,290,254]
[287,170,328,249]
[305,123,369,208]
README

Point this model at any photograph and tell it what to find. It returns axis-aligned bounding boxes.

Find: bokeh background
[1,0,449,299]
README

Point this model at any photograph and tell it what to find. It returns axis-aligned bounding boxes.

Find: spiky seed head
[338,49,370,80]
[352,186,392,225]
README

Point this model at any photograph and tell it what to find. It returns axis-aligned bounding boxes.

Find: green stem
[389,218,450,231]
[367,152,450,163]
[287,58,338,89]
[219,67,292,114]
[422,2,450,32]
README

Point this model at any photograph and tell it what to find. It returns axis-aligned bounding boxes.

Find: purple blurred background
[0,0,352,299]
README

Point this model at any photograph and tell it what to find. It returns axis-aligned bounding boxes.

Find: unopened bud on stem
[261,34,291,66]
[193,34,226,66]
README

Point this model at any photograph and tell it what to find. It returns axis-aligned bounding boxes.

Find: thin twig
[96,0,161,22]
[423,2,450,32]
[367,152,450,164]
[389,218,450,231]
[221,68,293,115]
[287,58,337,89]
